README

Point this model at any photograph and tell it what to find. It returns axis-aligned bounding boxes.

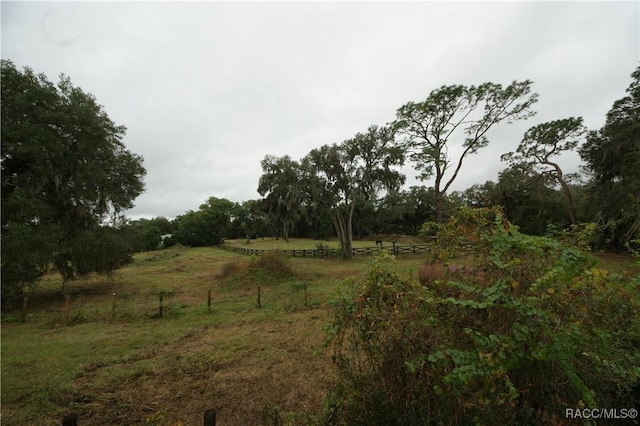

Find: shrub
[219,253,296,285]
[323,207,640,425]
[250,253,294,281]
[218,259,245,279]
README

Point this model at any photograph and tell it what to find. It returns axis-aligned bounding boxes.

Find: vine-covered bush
[323,207,639,425]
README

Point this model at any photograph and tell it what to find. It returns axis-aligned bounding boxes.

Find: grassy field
[223,236,424,250]
[1,242,636,425]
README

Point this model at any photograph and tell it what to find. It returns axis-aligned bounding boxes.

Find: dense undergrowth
[322,207,640,425]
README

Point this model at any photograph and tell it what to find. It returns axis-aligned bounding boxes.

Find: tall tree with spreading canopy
[393,81,538,223]
[302,125,405,258]
[257,155,303,242]
[579,66,640,249]
[501,117,586,225]
[1,60,146,300]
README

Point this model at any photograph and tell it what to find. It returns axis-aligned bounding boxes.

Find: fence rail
[222,243,432,258]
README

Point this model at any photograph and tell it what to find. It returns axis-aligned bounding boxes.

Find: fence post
[257,286,261,308]
[112,293,117,321]
[21,295,29,323]
[207,289,212,313]
[204,408,217,426]
[62,412,78,426]
[304,283,308,307]
[159,291,164,318]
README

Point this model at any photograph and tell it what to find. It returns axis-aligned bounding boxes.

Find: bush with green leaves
[323,207,639,425]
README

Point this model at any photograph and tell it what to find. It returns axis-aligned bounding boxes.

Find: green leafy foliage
[1,60,146,301]
[393,81,538,223]
[142,226,162,251]
[54,226,139,280]
[258,155,304,242]
[324,207,639,425]
[502,117,587,225]
[301,125,405,258]
[579,66,640,249]
[228,199,264,241]
[377,186,438,235]
[172,197,234,247]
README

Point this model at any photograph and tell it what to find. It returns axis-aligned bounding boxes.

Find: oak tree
[1,60,146,300]
[302,125,405,258]
[257,155,303,242]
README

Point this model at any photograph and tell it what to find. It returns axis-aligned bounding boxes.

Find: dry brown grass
[58,311,336,425]
[218,258,246,279]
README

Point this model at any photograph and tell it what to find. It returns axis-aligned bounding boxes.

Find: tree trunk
[435,190,444,224]
[332,207,351,259]
[558,177,578,225]
[434,171,445,223]
[550,162,578,225]
[344,202,355,258]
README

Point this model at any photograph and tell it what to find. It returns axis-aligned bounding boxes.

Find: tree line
[138,69,639,257]
[2,59,638,302]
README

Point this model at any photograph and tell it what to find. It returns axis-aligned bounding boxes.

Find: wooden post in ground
[304,283,308,307]
[208,289,212,313]
[257,286,261,309]
[112,293,117,321]
[159,291,164,318]
[204,408,217,425]
[62,412,78,426]
[21,295,29,323]
[64,295,71,325]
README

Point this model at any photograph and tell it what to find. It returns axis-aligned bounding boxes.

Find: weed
[262,404,319,426]
[144,407,168,425]
[218,259,245,278]
[315,242,331,251]
[166,303,188,319]
[69,311,88,325]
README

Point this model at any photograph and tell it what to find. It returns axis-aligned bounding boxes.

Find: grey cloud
[2,1,638,219]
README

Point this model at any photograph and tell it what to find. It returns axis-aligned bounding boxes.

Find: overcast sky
[2,1,638,220]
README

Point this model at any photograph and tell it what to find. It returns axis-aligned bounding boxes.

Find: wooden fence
[222,243,432,258]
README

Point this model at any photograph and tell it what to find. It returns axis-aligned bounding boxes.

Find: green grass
[1,244,393,425]
[1,242,636,425]
[223,236,423,251]
[592,251,639,273]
